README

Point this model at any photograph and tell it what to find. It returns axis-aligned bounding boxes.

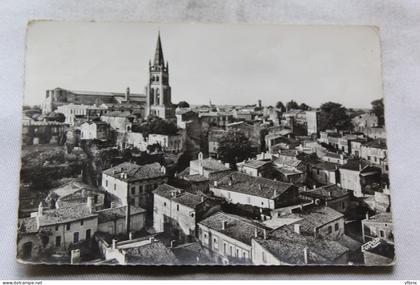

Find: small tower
[145,32,176,121]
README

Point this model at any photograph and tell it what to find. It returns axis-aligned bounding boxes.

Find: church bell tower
[145,32,175,120]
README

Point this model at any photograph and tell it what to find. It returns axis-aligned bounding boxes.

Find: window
[114,184,116,191]
[73,232,79,243]
[80,220,84,226]
[224,243,227,254]
[191,212,195,218]
[213,238,218,250]
[335,223,339,231]
[105,180,108,187]
[341,201,346,209]
[328,225,332,234]
[131,187,136,195]
[66,223,71,231]
[163,202,166,207]
[86,229,91,239]
[176,205,179,211]
[379,230,385,238]
[55,225,59,231]
[317,169,320,175]
[262,251,266,263]
[55,236,61,247]
[368,156,371,161]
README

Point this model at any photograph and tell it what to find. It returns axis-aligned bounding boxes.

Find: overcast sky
[24,22,383,109]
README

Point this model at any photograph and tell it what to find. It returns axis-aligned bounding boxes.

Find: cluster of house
[18,32,393,265]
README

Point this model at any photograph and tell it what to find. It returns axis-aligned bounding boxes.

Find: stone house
[96,205,147,236]
[197,211,269,264]
[361,213,393,244]
[153,184,211,242]
[210,172,298,211]
[360,139,387,167]
[339,160,381,197]
[299,184,351,213]
[101,162,167,218]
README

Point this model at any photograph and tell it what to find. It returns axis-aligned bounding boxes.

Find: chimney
[294,224,301,235]
[254,227,258,238]
[81,189,87,198]
[365,212,369,220]
[222,220,228,230]
[170,240,176,248]
[359,163,362,171]
[37,202,43,217]
[303,186,307,191]
[303,247,308,264]
[201,196,205,203]
[110,201,116,208]
[129,232,133,240]
[87,196,94,213]
[70,249,81,264]
[213,180,218,187]
[313,185,316,189]
[228,176,233,186]
[263,229,267,240]
[198,152,203,161]
[149,237,154,243]
[112,239,117,249]
[161,165,166,174]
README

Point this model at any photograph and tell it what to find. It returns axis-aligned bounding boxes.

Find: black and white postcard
[17,22,394,266]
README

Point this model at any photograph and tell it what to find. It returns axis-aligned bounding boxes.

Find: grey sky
[24,22,383,108]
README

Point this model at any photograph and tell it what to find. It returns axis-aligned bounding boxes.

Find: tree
[275,101,286,112]
[299,103,310,111]
[178,101,190,108]
[319,102,351,130]
[371,98,385,126]
[136,116,178,138]
[217,130,253,169]
[286,100,299,110]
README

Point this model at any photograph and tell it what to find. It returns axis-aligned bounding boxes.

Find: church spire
[153,31,165,66]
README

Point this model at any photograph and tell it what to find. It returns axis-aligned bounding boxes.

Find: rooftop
[242,159,272,169]
[363,239,395,260]
[96,206,146,223]
[103,162,165,182]
[199,211,269,245]
[38,203,97,226]
[18,217,38,234]
[214,172,295,199]
[300,184,349,200]
[255,226,348,264]
[125,241,178,265]
[363,139,387,149]
[153,184,205,209]
[292,206,344,234]
[365,212,392,224]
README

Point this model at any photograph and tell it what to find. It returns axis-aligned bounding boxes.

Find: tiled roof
[38,204,97,226]
[198,211,269,245]
[366,213,392,224]
[274,166,303,176]
[18,217,38,234]
[183,174,209,182]
[300,184,349,200]
[273,156,302,168]
[153,184,204,209]
[214,172,295,199]
[363,139,387,149]
[173,192,205,209]
[103,162,165,182]
[242,159,272,169]
[292,206,344,234]
[96,206,146,223]
[339,159,369,171]
[125,241,178,265]
[255,226,348,264]
[309,161,338,171]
